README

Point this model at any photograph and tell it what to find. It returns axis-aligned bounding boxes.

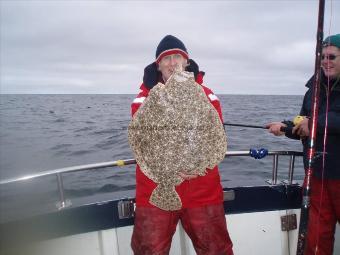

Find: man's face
[321,46,340,79]
[158,54,187,82]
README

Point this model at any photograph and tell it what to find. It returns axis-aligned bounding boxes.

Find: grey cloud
[1,1,339,94]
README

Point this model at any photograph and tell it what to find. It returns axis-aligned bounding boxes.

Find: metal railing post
[56,173,71,209]
[288,155,296,185]
[272,154,279,185]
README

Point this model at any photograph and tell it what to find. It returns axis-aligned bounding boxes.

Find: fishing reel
[293,115,305,126]
[281,115,305,134]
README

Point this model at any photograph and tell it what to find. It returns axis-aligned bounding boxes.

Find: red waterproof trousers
[131,204,233,255]
[305,177,340,255]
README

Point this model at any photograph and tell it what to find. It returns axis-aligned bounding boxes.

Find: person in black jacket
[266,34,340,255]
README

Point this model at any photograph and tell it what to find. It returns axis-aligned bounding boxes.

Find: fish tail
[149,185,182,211]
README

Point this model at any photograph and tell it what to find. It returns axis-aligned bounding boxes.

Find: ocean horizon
[0,94,305,222]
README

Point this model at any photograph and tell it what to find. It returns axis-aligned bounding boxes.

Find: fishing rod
[223,122,291,132]
[111,123,268,131]
[116,121,299,132]
[118,122,287,131]
[223,123,267,129]
[296,0,325,254]
[113,124,268,131]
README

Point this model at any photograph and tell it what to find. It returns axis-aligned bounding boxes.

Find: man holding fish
[128,35,233,255]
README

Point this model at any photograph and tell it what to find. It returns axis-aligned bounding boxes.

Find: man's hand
[265,122,286,136]
[292,117,309,138]
[178,172,198,180]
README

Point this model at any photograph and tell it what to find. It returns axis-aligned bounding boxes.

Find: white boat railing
[0,150,303,210]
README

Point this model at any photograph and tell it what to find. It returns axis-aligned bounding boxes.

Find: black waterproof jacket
[288,75,340,179]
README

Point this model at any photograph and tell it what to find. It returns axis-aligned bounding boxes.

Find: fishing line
[314,76,330,255]
[314,1,334,253]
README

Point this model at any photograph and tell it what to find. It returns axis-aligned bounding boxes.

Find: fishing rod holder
[118,199,135,219]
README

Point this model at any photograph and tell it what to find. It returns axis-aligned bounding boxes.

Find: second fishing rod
[223,115,305,132]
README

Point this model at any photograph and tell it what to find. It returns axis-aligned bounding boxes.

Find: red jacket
[131,75,224,208]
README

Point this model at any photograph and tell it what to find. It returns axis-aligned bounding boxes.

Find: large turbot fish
[128,70,227,211]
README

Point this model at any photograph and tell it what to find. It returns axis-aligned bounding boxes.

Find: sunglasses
[321,54,340,61]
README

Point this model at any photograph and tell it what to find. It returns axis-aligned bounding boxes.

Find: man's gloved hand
[143,62,159,89]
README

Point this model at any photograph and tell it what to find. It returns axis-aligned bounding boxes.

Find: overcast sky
[1,0,339,95]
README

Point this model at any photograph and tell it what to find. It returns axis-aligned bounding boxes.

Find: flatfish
[128,70,227,211]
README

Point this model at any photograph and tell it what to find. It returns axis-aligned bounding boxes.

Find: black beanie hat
[155,35,189,64]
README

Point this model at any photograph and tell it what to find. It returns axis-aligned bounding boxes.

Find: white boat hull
[23,209,339,255]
